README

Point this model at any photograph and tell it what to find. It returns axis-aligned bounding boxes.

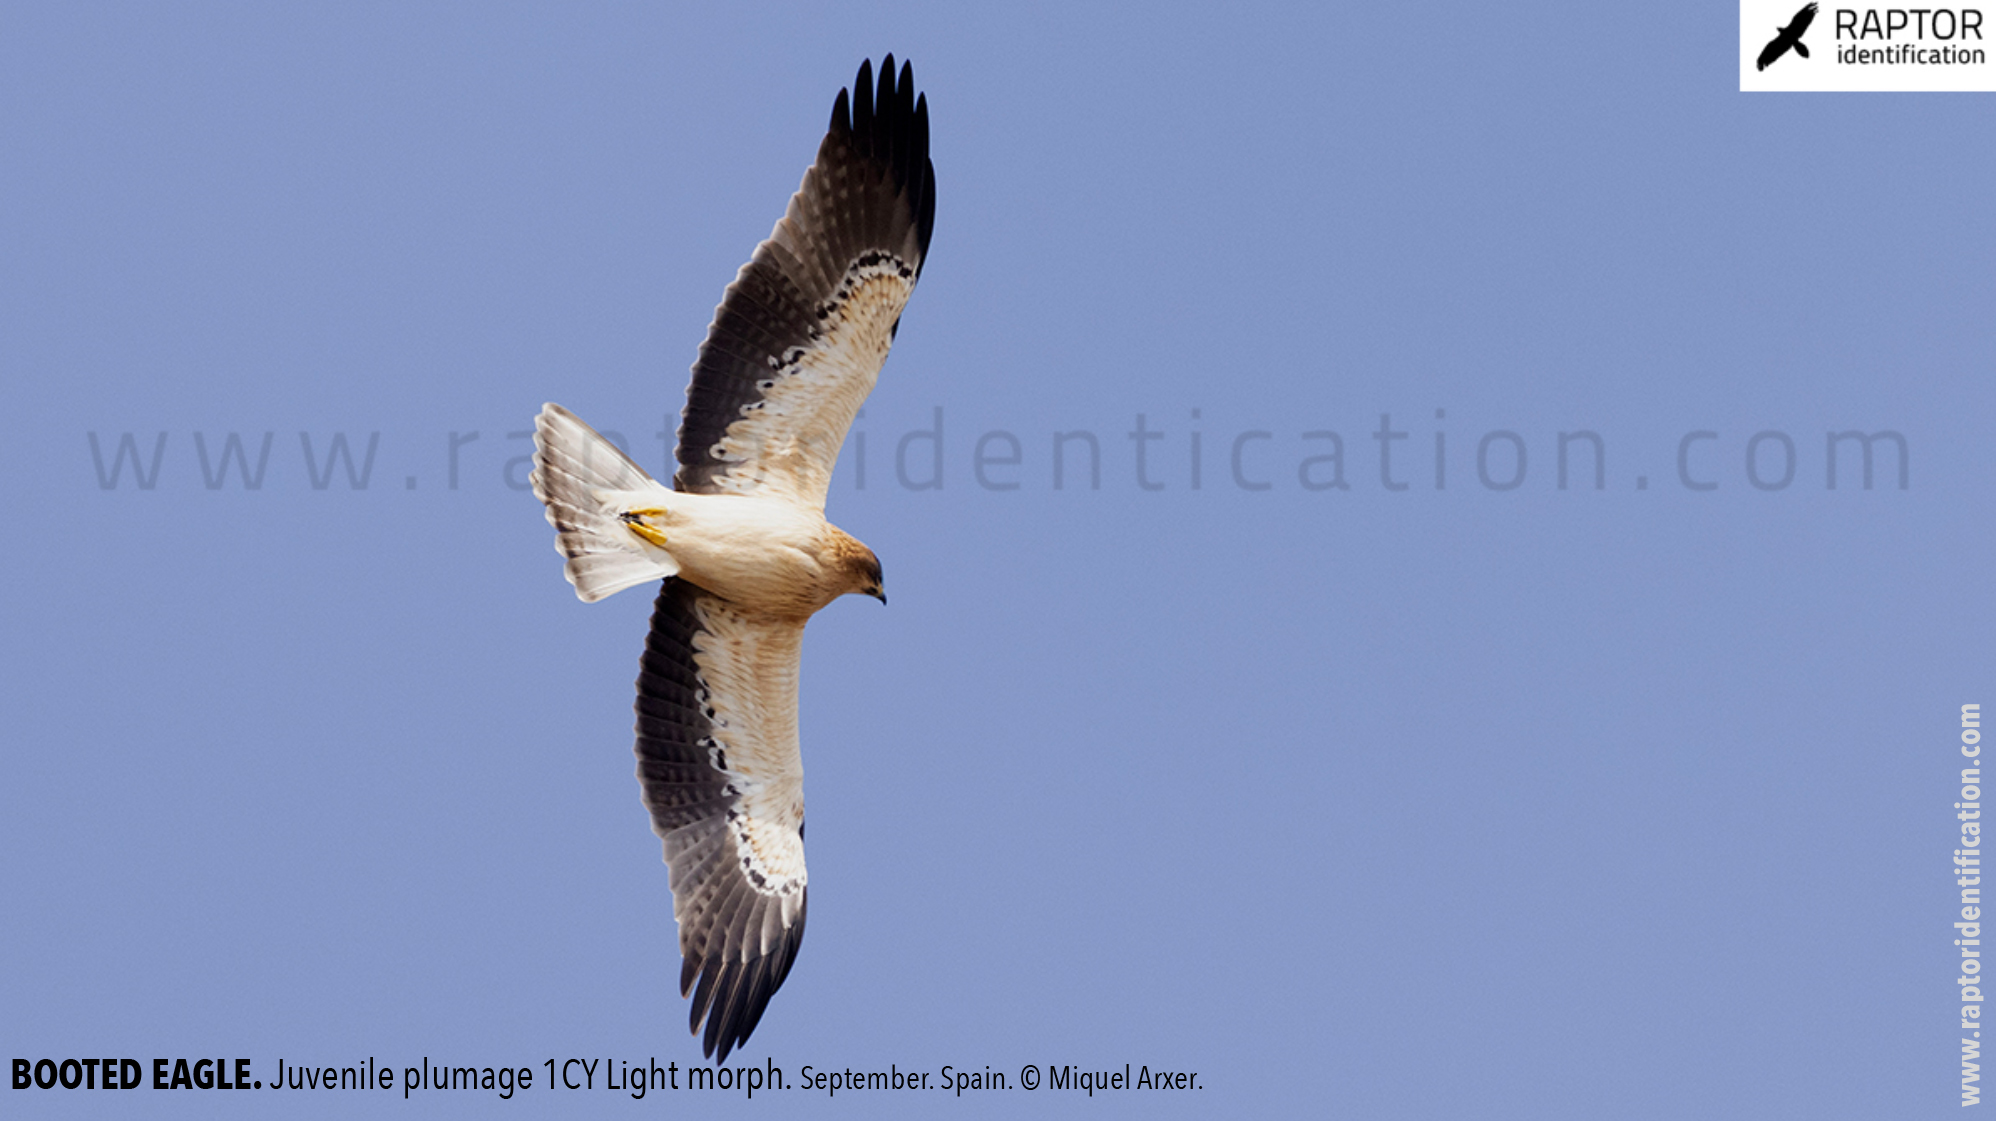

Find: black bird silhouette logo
[1758,2,1818,70]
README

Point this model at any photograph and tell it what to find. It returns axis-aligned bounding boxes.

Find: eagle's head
[850,549,887,605]
[827,530,887,605]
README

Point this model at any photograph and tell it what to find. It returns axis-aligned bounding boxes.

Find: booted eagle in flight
[529,56,934,1063]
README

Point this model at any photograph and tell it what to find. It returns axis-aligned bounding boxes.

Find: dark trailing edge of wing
[634,580,730,835]
[673,55,936,494]
[635,579,808,1063]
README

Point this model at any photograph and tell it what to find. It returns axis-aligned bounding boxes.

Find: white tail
[530,403,680,602]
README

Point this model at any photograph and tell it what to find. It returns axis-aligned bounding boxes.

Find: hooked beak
[868,588,888,605]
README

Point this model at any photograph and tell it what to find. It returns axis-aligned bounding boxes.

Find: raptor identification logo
[1740,0,1996,88]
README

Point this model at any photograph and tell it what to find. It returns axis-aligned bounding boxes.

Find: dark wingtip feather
[913,92,935,268]
[852,59,876,151]
[828,87,851,138]
[713,956,767,1064]
[688,956,722,1036]
[875,55,896,162]
[735,961,780,1044]
[892,60,918,189]
[702,959,745,1060]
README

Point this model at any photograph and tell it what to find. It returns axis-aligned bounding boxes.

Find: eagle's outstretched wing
[674,56,936,510]
[636,578,810,1063]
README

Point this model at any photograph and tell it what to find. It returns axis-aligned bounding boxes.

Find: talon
[620,511,670,548]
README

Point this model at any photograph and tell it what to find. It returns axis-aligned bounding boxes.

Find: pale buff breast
[651,491,856,617]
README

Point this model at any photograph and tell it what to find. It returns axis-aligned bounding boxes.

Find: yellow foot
[619,510,669,549]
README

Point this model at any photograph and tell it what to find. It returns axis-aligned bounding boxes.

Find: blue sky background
[4,3,1991,1117]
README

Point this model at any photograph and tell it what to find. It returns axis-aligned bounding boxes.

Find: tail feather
[531,403,680,602]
